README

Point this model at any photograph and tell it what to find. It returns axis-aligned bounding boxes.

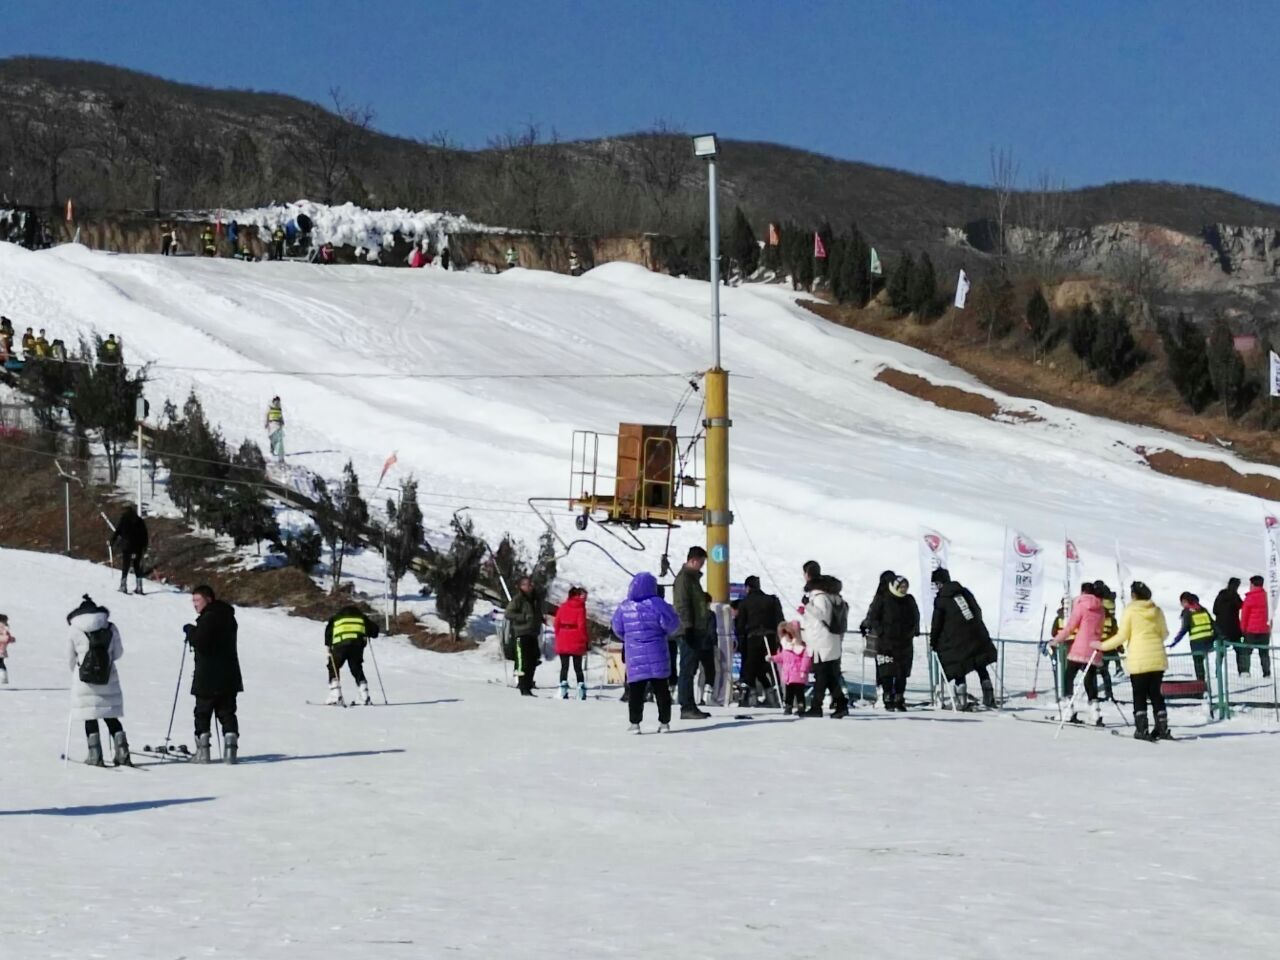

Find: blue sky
[4,1,1278,202]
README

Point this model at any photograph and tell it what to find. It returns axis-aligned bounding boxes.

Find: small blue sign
[710,544,728,564]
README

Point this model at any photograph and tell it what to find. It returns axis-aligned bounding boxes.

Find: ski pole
[367,638,388,705]
[1054,650,1099,740]
[62,703,74,768]
[164,636,188,751]
[1029,607,1048,700]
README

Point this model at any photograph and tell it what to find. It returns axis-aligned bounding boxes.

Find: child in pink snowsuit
[0,614,15,684]
[771,622,812,715]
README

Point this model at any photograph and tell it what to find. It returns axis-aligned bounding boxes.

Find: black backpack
[825,595,850,636]
[78,625,114,685]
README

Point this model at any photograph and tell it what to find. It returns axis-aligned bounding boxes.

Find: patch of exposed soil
[875,368,1042,424]
[1135,447,1280,502]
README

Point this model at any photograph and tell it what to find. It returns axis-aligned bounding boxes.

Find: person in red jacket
[554,586,591,700]
[1237,575,1271,678]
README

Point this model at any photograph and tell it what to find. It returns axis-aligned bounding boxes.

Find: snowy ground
[1,242,1276,635]
[2,549,1277,959]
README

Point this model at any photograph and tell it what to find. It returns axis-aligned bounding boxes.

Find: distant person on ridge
[111,504,149,595]
[99,334,122,365]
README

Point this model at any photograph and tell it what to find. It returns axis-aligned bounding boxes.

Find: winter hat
[66,594,107,623]
[931,567,951,585]
[890,577,909,598]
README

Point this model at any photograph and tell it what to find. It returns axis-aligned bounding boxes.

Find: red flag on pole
[378,451,398,487]
[215,211,223,237]
[767,223,780,246]
[813,232,827,259]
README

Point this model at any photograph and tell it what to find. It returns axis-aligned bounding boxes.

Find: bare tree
[989,146,1019,273]
[26,101,87,207]
[487,123,568,232]
[289,87,376,205]
[623,121,695,233]
[1107,224,1168,325]
[1015,171,1073,279]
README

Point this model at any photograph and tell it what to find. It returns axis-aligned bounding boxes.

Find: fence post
[1216,638,1230,720]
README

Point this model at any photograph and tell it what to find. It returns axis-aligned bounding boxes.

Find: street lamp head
[692,133,719,159]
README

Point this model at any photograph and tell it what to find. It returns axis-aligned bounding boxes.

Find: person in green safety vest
[1170,592,1216,683]
[324,605,381,705]
[504,245,517,269]
[201,226,217,256]
[264,396,285,464]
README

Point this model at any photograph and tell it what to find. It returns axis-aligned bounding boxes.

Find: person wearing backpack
[799,560,849,718]
[67,594,131,766]
[930,568,998,710]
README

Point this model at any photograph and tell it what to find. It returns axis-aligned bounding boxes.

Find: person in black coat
[184,584,243,763]
[111,505,149,595]
[929,568,997,710]
[1213,578,1243,645]
[734,575,784,707]
[864,574,919,711]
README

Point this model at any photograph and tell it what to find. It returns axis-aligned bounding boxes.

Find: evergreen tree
[846,224,871,307]
[886,252,915,313]
[383,477,424,621]
[217,440,278,552]
[1067,303,1096,373]
[426,514,487,640]
[1157,312,1214,412]
[278,525,323,572]
[908,252,938,317]
[533,529,558,595]
[157,391,231,524]
[68,337,149,483]
[974,273,1016,344]
[1089,300,1142,385]
[728,206,758,280]
[1026,289,1052,360]
[1206,317,1253,419]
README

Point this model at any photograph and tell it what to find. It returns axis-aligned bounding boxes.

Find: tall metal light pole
[693,133,733,703]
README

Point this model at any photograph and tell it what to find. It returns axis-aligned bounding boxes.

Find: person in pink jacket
[1050,582,1105,725]
[771,622,813,716]
[0,613,13,684]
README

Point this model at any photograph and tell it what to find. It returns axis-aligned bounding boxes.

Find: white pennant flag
[998,529,1044,641]
[954,269,971,309]
[918,527,951,633]
[1270,351,1280,398]
[1064,537,1081,600]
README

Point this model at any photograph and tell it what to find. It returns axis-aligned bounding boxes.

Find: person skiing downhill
[325,605,380,705]
[611,571,680,732]
[67,595,131,766]
[553,586,590,700]
[265,396,285,464]
[1050,582,1105,725]
[111,504,149,595]
[930,568,998,710]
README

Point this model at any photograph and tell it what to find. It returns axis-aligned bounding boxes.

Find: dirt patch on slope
[1135,447,1280,502]
[875,368,1042,423]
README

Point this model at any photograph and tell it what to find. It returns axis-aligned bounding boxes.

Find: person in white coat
[799,560,849,718]
[67,595,131,766]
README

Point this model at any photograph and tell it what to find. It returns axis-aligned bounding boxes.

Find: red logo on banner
[1065,540,1080,562]
[1267,516,1278,529]
[924,534,942,553]
[1014,535,1040,558]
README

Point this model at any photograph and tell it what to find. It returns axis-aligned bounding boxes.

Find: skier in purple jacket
[611,571,681,733]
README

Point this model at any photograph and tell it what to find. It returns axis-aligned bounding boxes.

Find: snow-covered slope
[1,549,1276,959]
[0,242,1269,626]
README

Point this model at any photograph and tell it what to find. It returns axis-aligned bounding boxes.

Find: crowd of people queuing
[0,314,122,368]
[508,545,1275,742]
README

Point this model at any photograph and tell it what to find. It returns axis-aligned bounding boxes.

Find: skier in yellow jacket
[1094,581,1170,742]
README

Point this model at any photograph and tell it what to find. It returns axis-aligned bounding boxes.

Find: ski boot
[1133,714,1154,742]
[117,577,128,595]
[0,666,8,685]
[559,680,570,700]
[195,732,212,763]
[325,680,343,706]
[133,575,145,596]
[1089,701,1104,727]
[980,680,997,710]
[657,722,671,733]
[1153,711,1174,741]
[882,691,895,712]
[577,682,587,701]
[894,696,908,712]
[627,723,641,734]
[112,731,132,767]
[1058,699,1078,724]
[783,703,793,716]
[356,682,372,706]
[223,732,238,764]
[85,732,105,766]
[953,682,971,712]
[830,705,849,719]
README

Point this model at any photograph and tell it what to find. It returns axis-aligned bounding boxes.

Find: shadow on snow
[0,796,215,816]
